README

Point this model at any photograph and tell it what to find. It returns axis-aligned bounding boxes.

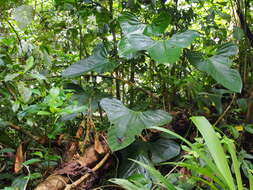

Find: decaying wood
[64,153,110,190]
[34,175,68,190]
[34,143,110,190]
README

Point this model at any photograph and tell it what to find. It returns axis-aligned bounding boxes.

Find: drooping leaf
[62,44,117,77]
[149,138,180,164]
[188,52,242,93]
[100,98,172,151]
[148,40,182,64]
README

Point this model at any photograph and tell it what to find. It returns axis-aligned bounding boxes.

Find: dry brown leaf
[34,175,68,190]
[14,143,24,173]
[94,133,105,154]
[57,134,65,145]
[75,122,84,139]
[63,142,79,162]
[78,145,98,167]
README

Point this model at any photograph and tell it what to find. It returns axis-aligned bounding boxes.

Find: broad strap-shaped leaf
[188,52,242,93]
[100,98,172,151]
[191,116,236,190]
[148,40,182,64]
[62,44,117,77]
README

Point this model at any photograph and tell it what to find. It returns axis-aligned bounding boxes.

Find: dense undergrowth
[0,0,253,189]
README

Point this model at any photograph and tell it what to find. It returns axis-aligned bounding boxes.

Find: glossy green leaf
[216,42,238,57]
[144,11,171,36]
[127,34,155,51]
[119,141,152,179]
[23,158,41,166]
[149,138,180,164]
[168,30,199,48]
[62,44,117,77]
[118,37,139,58]
[118,12,146,35]
[188,52,242,93]
[148,40,182,64]
[191,116,235,190]
[100,98,172,151]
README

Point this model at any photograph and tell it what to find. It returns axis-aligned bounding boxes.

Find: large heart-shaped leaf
[149,138,180,164]
[62,44,117,77]
[144,11,171,36]
[168,30,199,48]
[100,98,172,151]
[216,42,238,57]
[188,51,242,93]
[148,40,182,64]
[119,141,152,180]
[118,12,146,35]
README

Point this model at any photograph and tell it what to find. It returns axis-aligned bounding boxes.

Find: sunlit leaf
[13,5,34,29]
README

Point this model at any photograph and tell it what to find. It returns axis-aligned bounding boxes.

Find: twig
[5,19,23,53]
[64,153,110,190]
[214,93,236,126]
[7,123,46,144]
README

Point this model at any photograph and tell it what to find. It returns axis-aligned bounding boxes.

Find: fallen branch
[7,123,47,144]
[64,153,110,190]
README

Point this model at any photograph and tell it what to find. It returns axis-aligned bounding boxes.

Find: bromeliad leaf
[62,44,117,77]
[188,51,242,93]
[100,98,172,151]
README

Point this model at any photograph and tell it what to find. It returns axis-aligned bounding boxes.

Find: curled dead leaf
[14,143,24,173]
